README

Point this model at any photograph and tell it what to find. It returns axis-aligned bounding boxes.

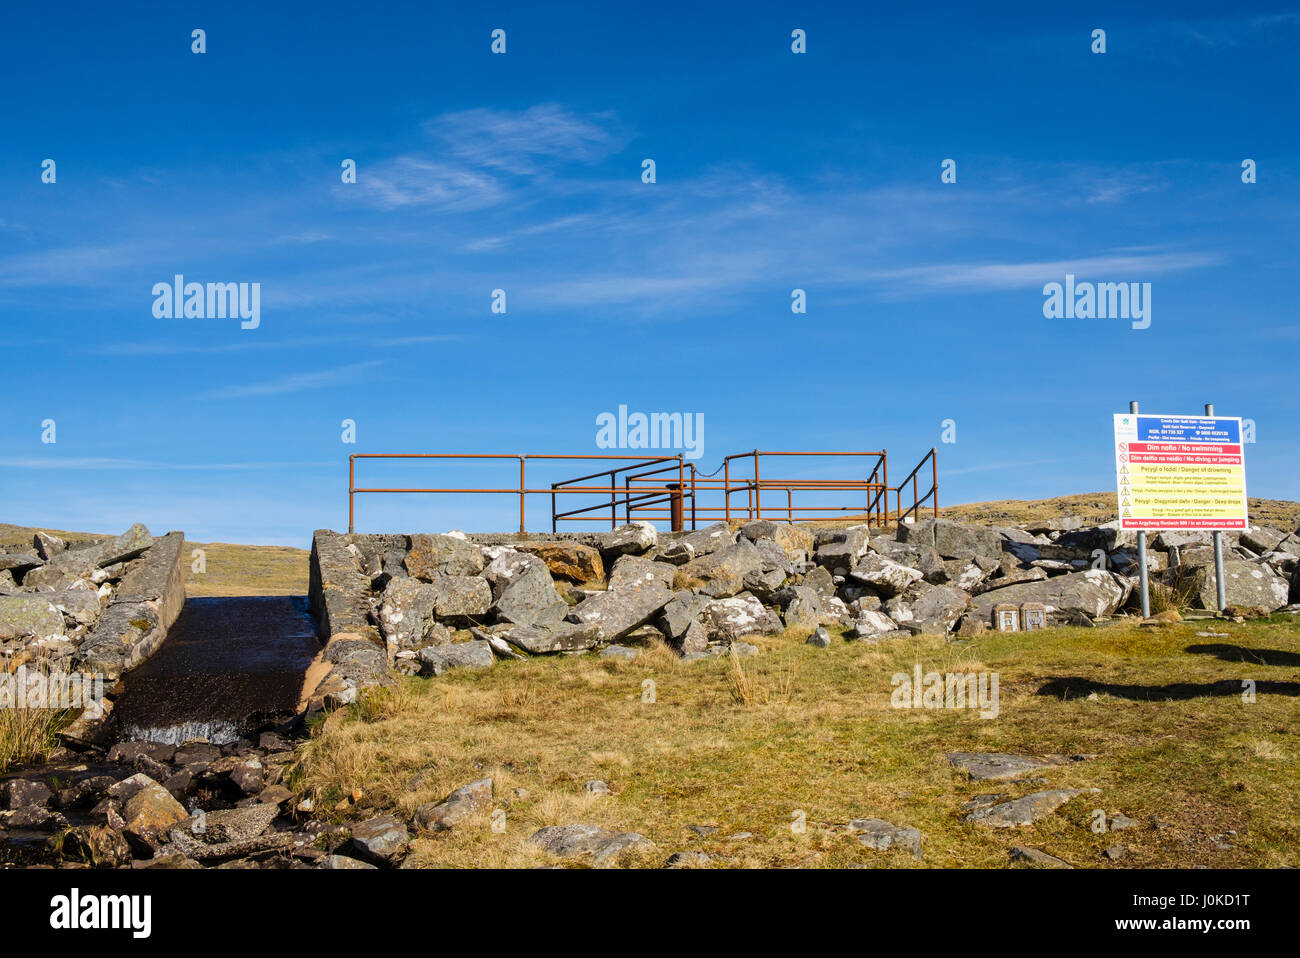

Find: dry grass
[183,540,308,596]
[294,615,1300,869]
[0,708,67,774]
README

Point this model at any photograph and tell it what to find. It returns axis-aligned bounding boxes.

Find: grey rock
[413,778,493,832]
[848,554,924,598]
[321,854,377,869]
[700,594,783,643]
[964,788,1101,827]
[407,533,485,579]
[1189,560,1289,612]
[900,518,1006,561]
[607,554,677,591]
[32,531,65,560]
[946,752,1054,781]
[92,523,154,567]
[846,609,899,639]
[850,818,923,858]
[350,813,410,863]
[1009,846,1074,868]
[806,626,831,647]
[378,577,441,652]
[594,523,658,558]
[0,595,64,640]
[583,780,612,795]
[418,640,496,676]
[656,592,710,641]
[968,570,1127,625]
[566,579,672,643]
[498,621,603,654]
[527,823,655,867]
[598,644,640,661]
[906,584,971,634]
[487,552,568,628]
[2,779,53,809]
[677,538,764,598]
[429,575,492,619]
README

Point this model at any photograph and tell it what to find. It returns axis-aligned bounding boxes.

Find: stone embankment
[305,516,1300,703]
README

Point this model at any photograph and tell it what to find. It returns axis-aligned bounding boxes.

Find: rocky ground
[1,505,1297,869]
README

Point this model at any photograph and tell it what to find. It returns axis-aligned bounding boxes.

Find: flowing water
[112,596,321,744]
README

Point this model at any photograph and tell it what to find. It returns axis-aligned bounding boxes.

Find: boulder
[120,775,188,839]
[656,592,710,643]
[429,575,492,619]
[0,595,64,639]
[701,594,783,643]
[414,778,493,832]
[486,553,568,628]
[782,585,823,633]
[515,541,604,583]
[905,585,971,635]
[741,521,814,563]
[968,570,1127,625]
[846,609,899,639]
[847,554,924,598]
[378,577,441,652]
[964,788,1100,827]
[527,823,655,867]
[498,621,603,654]
[32,532,65,561]
[676,538,764,598]
[406,533,485,579]
[0,551,43,574]
[1189,560,1289,612]
[593,523,657,558]
[900,519,1005,561]
[93,523,154,567]
[418,640,496,676]
[813,528,872,576]
[350,813,410,864]
[607,555,677,591]
[850,818,923,858]
[565,580,672,643]
[2,779,52,809]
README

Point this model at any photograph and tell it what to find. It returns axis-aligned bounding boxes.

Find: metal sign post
[1205,403,1228,611]
[1130,400,1151,619]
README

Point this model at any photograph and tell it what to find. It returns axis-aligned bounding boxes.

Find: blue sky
[2,1,1297,544]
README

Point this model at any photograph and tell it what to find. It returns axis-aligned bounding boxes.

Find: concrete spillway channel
[111,597,323,745]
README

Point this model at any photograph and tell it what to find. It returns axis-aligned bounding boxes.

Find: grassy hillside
[295,617,1300,868]
[942,493,1300,530]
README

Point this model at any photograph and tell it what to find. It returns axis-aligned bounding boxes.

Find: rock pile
[0,525,185,682]
[306,516,1300,702]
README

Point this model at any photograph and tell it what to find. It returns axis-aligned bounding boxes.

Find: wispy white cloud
[202,360,384,399]
[426,103,624,172]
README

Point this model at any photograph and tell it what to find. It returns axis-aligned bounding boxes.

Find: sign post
[1113,405,1249,616]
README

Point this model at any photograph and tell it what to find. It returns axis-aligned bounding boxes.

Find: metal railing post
[348,455,355,533]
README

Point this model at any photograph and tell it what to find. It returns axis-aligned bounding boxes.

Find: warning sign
[1113,413,1249,531]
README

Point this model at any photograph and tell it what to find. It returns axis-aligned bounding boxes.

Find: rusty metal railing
[347,453,683,534]
[348,449,938,533]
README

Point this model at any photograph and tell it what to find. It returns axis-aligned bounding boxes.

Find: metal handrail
[347,449,939,533]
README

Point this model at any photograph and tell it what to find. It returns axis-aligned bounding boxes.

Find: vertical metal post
[348,455,355,533]
[1131,401,1151,619]
[724,458,730,524]
[1206,403,1228,612]
[753,450,762,521]
[519,457,526,534]
[931,448,939,518]
[668,484,684,532]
